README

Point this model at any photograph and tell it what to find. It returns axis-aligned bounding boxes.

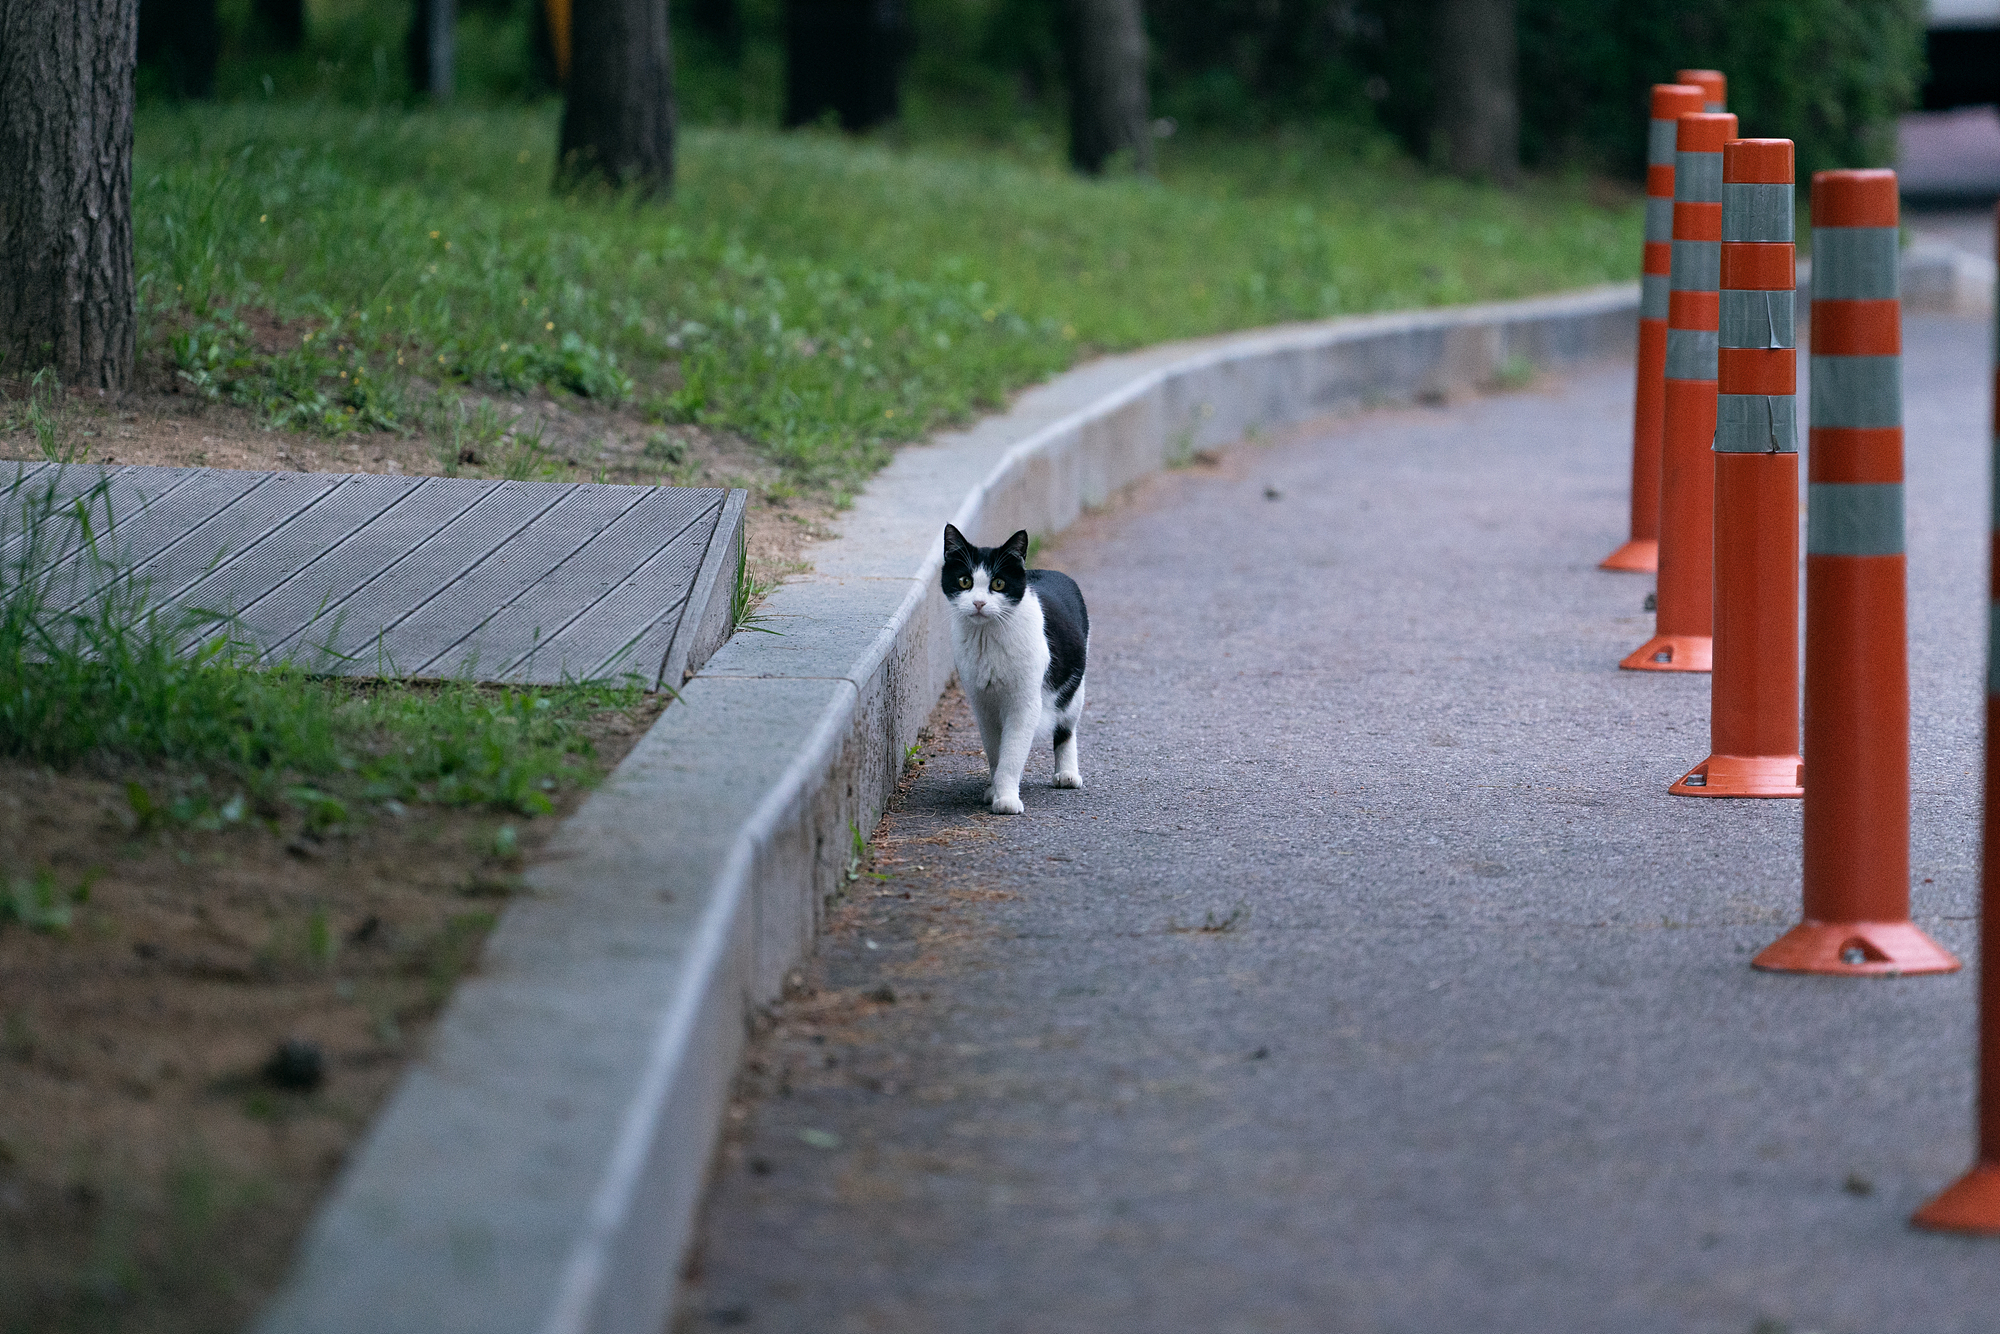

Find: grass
[0,466,638,845]
[132,98,1642,496]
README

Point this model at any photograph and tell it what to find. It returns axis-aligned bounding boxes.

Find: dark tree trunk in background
[783,0,903,132]
[558,0,676,196]
[407,0,457,99]
[0,0,138,390]
[1064,0,1150,174]
[1432,0,1517,185]
[251,0,305,50]
[135,0,216,97]
[690,0,741,59]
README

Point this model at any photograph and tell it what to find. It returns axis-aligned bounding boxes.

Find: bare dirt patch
[0,692,663,1334]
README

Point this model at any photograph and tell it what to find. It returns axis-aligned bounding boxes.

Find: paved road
[1900,107,2000,203]
[676,315,1994,1334]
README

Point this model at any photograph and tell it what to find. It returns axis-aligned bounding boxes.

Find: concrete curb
[255,247,1981,1334]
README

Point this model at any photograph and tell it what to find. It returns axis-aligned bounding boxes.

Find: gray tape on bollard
[1666,328,1719,380]
[1715,393,1799,453]
[1807,482,1904,555]
[1810,355,1903,429]
[1811,228,1900,301]
[1646,197,1675,243]
[1720,289,1795,350]
[1649,117,1679,166]
[1671,239,1720,292]
[1676,151,1724,204]
[1642,274,1670,321]
[1722,183,1794,243]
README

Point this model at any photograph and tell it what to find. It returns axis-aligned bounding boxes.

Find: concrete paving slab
[679,313,1996,1333]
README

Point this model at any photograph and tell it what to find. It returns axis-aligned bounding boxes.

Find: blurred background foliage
[163,0,1927,181]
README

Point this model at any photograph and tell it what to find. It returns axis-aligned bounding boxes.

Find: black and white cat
[941,524,1088,814]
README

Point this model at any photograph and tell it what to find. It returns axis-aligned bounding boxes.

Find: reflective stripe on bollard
[1753,168,1958,975]
[1671,138,1804,798]
[1602,83,1708,574]
[1622,111,1736,674]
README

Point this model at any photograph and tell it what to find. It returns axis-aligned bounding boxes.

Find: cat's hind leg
[1051,680,1084,789]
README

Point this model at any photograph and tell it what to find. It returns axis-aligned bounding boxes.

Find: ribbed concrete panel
[0,462,132,564]
[235,476,493,662]
[515,494,726,683]
[135,470,346,602]
[467,488,721,683]
[173,474,423,623]
[0,464,743,688]
[396,484,648,680]
[272,482,570,673]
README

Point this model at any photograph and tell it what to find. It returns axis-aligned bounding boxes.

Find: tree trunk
[690,0,741,60]
[251,0,306,51]
[558,0,675,197]
[1064,0,1150,175]
[0,0,138,391]
[135,0,216,97]
[1432,0,1518,186]
[783,0,903,132]
[407,0,456,99]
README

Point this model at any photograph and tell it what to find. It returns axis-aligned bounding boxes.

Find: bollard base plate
[1670,753,1803,798]
[1752,920,1961,976]
[1599,538,1658,573]
[1913,1164,2000,1233]
[1619,633,1712,673]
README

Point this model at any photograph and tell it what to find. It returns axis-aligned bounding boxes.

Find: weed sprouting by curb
[731,532,780,637]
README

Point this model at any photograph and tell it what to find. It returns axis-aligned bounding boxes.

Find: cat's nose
[972,599,986,611]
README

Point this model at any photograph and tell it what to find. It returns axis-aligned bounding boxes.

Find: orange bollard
[1603,83,1709,574]
[1911,202,2000,1232]
[1622,111,1736,673]
[1677,68,1727,113]
[1753,170,1959,974]
[1671,139,1803,798]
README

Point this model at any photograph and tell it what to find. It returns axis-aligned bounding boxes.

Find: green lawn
[135,102,1642,496]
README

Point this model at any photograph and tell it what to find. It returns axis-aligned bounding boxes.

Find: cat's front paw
[1051,772,1083,789]
[990,792,1025,815]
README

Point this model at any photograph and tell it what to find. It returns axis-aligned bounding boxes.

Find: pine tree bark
[558,0,675,196]
[0,0,138,390]
[1432,0,1518,186]
[1064,0,1150,175]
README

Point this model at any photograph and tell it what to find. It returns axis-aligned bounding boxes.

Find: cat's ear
[943,523,970,555]
[1000,530,1030,562]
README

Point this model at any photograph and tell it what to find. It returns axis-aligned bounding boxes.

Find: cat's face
[942,525,1029,624]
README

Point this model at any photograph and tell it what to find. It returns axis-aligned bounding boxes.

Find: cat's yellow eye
[959,576,973,589]
[991,579,1005,592]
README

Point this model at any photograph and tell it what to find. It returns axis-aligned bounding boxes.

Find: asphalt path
[676,314,1995,1334]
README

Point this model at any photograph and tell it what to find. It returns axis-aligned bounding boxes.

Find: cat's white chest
[952,589,1048,700]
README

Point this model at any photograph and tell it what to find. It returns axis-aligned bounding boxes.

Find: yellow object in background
[544,0,571,83]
